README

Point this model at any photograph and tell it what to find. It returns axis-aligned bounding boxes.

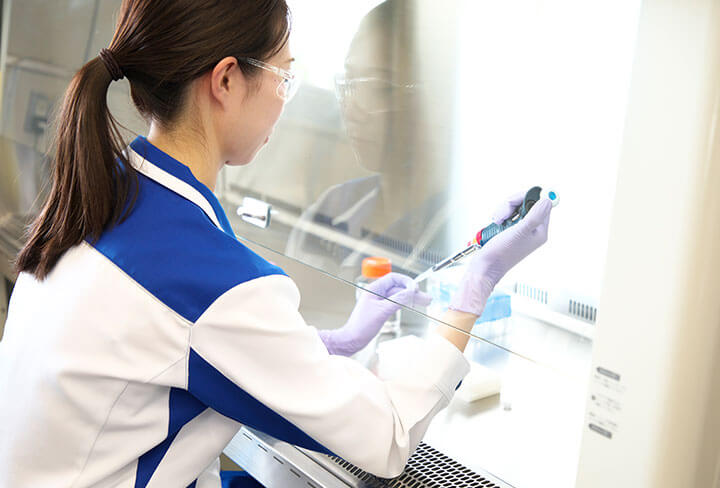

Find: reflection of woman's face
[339,30,418,173]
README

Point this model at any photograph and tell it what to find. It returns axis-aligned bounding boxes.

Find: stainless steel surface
[225,426,514,488]
[422,337,588,488]
[224,427,350,488]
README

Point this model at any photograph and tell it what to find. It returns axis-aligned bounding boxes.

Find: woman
[0,1,553,487]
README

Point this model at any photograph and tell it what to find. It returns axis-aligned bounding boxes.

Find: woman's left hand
[318,272,432,356]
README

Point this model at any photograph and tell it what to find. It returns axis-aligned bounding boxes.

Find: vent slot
[514,282,548,305]
[514,282,598,325]
[569,299,597,323]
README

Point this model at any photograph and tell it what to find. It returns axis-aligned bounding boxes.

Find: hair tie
[99,48,124,82]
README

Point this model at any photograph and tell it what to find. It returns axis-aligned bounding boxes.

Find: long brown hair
[16,0,291,280]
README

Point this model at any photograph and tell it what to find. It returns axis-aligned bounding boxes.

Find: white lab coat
[0,136,469,487]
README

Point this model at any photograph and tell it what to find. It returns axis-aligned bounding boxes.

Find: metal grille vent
[327,442,511,488]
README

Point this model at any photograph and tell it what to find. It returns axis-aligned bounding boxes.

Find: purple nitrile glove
[450,193,553,316]
[319,272,432,356]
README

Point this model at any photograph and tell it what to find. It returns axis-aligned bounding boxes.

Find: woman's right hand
[449,193,553,316]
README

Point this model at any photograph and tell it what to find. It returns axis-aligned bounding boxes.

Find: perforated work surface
[328,442,511,488]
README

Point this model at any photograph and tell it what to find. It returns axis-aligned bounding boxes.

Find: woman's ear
[210,56,246,108]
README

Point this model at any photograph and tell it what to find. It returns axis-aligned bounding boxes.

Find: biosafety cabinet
[0,1,718,487]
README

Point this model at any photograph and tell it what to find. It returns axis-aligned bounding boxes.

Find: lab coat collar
[128,136,235,236]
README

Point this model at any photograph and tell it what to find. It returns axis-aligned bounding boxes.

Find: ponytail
[15,55,138,280]
[15,0,290,280]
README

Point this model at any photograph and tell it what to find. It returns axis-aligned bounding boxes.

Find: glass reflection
[285,0,455,281]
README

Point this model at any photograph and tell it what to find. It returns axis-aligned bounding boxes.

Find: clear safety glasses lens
[239,57,298,102]
[277,76,299,102]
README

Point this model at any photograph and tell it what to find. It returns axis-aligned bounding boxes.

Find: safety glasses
[238,57,299,102]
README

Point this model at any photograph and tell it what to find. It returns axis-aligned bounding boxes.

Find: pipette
[414,187,559,284]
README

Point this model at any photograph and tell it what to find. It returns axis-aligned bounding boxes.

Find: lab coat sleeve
[188,274,470,478]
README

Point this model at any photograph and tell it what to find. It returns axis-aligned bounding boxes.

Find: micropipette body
[414,186,558,283]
